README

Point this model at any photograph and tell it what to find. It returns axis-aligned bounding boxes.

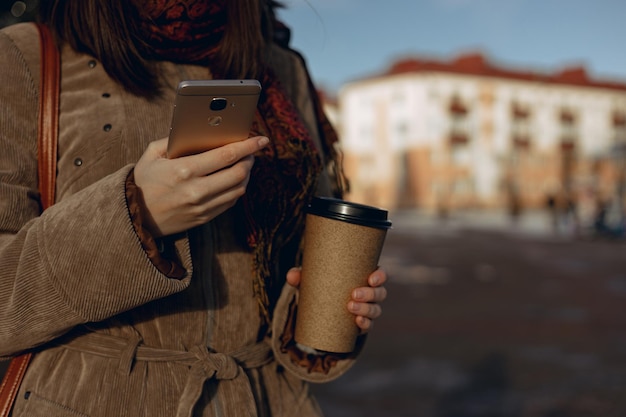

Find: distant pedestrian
[546,193,558,233]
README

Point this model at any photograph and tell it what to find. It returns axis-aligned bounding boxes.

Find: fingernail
[349,301,359,312]
[370,274,380,286]
[353,289,364,300]
[258,136,269,147]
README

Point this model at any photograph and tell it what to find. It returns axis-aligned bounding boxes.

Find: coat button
[88,60,97,68]
[103,124,112,132]
[74,158,83,167]
[102,93,111,98]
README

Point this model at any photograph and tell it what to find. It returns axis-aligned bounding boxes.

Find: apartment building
[336,52,626,220]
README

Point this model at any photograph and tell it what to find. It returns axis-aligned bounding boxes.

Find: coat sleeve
[0,26,193,357]
[270,284,367,383]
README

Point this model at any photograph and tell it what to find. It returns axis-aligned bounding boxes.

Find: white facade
[337,55,626,212]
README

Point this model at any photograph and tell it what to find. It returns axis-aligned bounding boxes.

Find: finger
[286,267,302,287]
[352,286,387,303]
[144,138,169,159]
[348,301,382,320]
[195,153,254,190]
[181,156,253,208]
[185,136,269,177]
[178,173,252,222]
[187,182,250,220]
[356,316,373,332]
[368,268,387,287]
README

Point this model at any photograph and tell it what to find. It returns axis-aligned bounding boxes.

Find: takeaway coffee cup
[294,197,392,353]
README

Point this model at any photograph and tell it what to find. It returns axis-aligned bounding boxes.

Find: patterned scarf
[137,0,346,322]
[137,0,226,63]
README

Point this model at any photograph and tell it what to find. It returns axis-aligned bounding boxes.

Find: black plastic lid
[306,197,392,229]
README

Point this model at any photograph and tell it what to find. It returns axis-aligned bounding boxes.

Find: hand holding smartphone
[167,79,262,158]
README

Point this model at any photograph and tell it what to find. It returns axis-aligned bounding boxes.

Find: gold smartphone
[167,79,262,158]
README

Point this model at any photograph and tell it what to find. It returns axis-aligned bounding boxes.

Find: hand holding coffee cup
[294,197,392,353]
[287,267,387,332]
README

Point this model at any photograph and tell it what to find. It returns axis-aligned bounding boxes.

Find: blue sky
[277,0,626,93]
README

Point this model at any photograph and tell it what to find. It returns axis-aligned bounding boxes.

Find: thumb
[286,267,302,288]
[146,138,169,159]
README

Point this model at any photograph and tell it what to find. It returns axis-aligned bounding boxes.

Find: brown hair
[38,0,276,98]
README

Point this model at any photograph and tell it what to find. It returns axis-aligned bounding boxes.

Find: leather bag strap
[0,22,60,417]
[0,354,31,417]
[37,22,60,210]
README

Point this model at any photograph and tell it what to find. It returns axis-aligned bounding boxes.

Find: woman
[0,1,387,416]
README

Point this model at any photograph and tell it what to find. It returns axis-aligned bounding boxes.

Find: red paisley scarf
[137,0,346,322]
[137,0,226,63]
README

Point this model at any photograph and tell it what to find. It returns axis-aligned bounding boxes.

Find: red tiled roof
[383,52,626,92]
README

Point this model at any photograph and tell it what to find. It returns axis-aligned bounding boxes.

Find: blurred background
[276,1,626,416]
[3,1,626,415]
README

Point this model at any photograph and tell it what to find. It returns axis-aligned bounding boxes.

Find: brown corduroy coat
[0,23,361,417]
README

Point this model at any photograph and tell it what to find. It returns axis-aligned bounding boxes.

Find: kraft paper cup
[294,197,392,353]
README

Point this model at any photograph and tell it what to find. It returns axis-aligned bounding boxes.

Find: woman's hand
[133,136,269,237]
[286,267,388,333]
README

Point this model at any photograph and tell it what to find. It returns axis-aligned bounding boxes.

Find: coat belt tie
[58,331,273,417]
[176,343,272,417]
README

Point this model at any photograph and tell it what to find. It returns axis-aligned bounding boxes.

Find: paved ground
[311,209,626,417]
[4,209,625,416]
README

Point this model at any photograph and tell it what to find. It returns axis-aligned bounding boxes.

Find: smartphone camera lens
[210,98,228,111]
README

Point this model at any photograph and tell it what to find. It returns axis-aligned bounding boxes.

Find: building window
[448,94,471,144]
[510,101,532,150]
[449,95,468,116]
[612,110,626,143]
[558,107,578,151]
